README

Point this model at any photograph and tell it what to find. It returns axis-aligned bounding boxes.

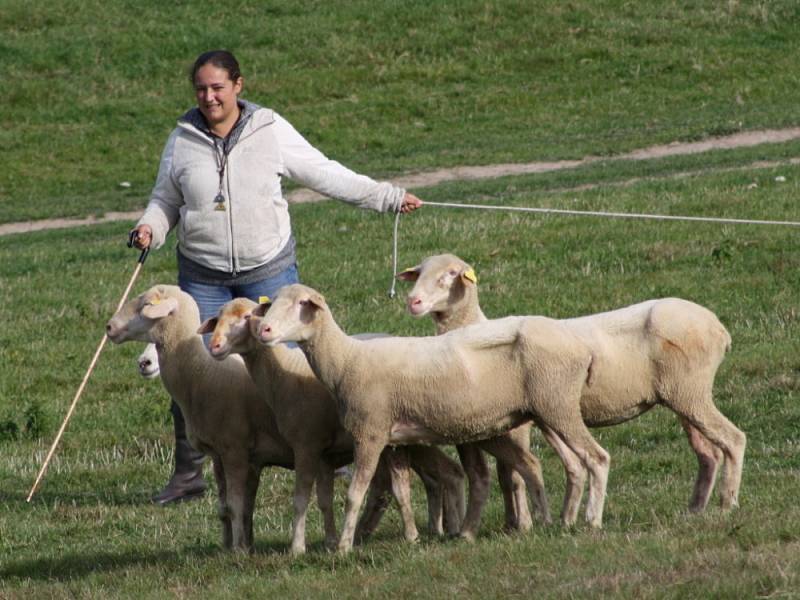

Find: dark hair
[189,50,242,84]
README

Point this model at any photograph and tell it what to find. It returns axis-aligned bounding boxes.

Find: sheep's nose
[105,323,112,333]
[139,359,152,369]
[407,296,423,310]
[260,324,272,339]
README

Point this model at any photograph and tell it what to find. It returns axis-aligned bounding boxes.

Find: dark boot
[152,401,207,505]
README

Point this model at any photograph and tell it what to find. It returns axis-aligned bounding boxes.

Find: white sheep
[137,343,160,379]
[136,342,243,379]
[256,284,610,553]
[198,297,466,552]
[111,285,467,553]
[107,285,295,552]
[136,337,461,541]
[397,255,546,538]
[400,253,746,520]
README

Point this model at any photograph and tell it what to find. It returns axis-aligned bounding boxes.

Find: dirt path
[3,127,799,237]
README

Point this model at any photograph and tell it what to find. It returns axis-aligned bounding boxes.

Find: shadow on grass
[0,483,208,508]
[1,538,298,582]
[0,545,216,582]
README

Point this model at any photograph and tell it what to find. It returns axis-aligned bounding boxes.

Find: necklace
[213,137,228,211]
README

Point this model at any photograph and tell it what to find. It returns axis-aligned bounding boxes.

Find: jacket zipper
[226,158,238,275]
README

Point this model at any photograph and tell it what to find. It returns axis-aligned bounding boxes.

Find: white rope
[388,199,800,297]
[423,200,800,227]
[388,211,401,298]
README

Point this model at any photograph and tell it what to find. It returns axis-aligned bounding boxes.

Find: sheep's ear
[141,296,179,319]
[252,297,272,317]
[396,266,421,282]
[197,317,218,335]
[460,267,478,285]
[305,291,327,310]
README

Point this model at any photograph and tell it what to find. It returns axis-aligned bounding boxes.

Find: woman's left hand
[400,192,423,214]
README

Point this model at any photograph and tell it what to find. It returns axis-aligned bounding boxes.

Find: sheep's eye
[243,314,251,321]
[299,300,308,306]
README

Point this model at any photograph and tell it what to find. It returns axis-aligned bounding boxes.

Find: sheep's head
[198,297,258,360]
[106,285,182,344]
[137,343,160,378]
[397,253,477,317]
[256,284,327,346]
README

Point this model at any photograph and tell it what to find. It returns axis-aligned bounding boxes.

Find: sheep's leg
[685,406,746,510]
[680,417,724,512]
[481,436,549,528]
[222,454,256,552]
[496,462,531,531]
[540,426,586,526]
[316,460,338,550]
[408,445,466,536]
[339,438,386,553]
[290,451,320,555]
[211,456,232,550]
[241,466,261,552]
[355,454,392,544]
[457,444,491,541]
[385,447,419,543]
[410,458,444,536]
[442,466,467,536]
[551,425,610,529]
[418,469,444,536]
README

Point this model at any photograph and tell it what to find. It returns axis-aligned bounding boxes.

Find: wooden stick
[26,260,145,502]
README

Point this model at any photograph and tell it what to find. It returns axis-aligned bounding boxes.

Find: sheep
[256,284,610,553]
[107,285,296,552]
[137,343,160,379]
[199,297,466,550]
[400,253,746,520]
[137,342,244,379]
[397,255,546,538]
[111,285,430,553]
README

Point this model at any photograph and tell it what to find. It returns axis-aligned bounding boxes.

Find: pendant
[214,192,226,211]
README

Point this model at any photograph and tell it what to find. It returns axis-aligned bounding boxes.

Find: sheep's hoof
[290,544,306,556]
[587,519,603,529]
[403,530,420,544]
[324,536,339,551]
[337,539,354,554]
[458,531,476,543]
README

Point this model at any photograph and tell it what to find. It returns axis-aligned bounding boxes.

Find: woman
[131,49,422,505]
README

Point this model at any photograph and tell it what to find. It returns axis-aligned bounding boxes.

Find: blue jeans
[179,263,300,323]
[166,263,299,466]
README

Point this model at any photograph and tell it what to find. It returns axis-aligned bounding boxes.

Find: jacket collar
[177,100,274,149]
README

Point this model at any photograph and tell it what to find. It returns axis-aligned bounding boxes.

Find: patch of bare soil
[3,127,800,237]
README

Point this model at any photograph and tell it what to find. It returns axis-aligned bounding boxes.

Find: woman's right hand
[129,225,153,250]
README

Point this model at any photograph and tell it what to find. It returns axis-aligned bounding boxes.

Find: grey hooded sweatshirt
[138,103,405,276]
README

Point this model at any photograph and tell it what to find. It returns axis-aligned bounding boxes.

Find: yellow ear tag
[150,298,162,305]
[258,296,270,304]
[463,268,477,283]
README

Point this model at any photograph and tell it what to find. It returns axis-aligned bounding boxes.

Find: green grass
[2,0,800,223]
[1,159,799,598]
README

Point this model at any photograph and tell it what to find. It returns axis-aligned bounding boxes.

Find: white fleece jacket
[138,108,405,274]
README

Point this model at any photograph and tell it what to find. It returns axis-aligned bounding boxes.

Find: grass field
[2,1,800,598]
[2,0,800,223]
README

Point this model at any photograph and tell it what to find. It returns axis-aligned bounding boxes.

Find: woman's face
[193,63,243,130]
